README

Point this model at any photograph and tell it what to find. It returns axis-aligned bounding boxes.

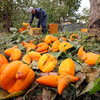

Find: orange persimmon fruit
[70,34,78,41]
[36,42,49,52]
[49,40,60,52]
[0,61,35,93]
[58,75,70,95]
[22,51,41,64]
[77,46,100,65]
[58,41,72,52]
[0,54,8,67]
[36,75,59,87]
[9,48,22,61]
[4,45,18,56]
[58,58,75,76]
[38,53,58,72]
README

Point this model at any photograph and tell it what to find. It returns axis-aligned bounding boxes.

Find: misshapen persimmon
[77,46,100,65]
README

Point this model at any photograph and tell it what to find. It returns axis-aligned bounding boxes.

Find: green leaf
[21,30,28,34]
[10,33,19,41]
[94,77,100,86]
[10,27,18,32]
[0,91,25,99]
[64,27,70,38]
[50,50,62,59]
[89,83,100,95]
[95,57,100,67]
[73,28,78,34]
[19,34,26,40]
[18,43,26,51]
[49,47,63,59]
[74,61,82,72]
[89,77,100,95]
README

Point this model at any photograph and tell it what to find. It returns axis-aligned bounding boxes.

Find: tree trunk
[3,13,11,33]
[88,0,100,37]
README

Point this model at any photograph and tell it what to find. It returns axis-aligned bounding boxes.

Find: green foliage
[95,57,100,67]
[77,7,90,25]
[89,77,100,95]
[0,0,82,32]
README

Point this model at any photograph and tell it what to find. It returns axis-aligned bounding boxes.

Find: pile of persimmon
[0,34,85,96]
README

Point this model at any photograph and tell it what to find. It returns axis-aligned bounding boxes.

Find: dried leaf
[39,72,58,77]
[43,88,57,100]
[15,96,23,100]
[24,82,39,97]
[74,71,86,89]
[86,68,100,83]
[0,91,25,99]
[81,63,92,73]
[74,61,83,72]
[77,81,94,97]
[30,60,39,70]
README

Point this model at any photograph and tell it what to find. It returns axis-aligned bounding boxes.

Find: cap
[29,6,33,13]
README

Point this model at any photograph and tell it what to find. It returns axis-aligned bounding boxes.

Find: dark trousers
[37,15,47,34]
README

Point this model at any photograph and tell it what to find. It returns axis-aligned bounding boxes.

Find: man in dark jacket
[28,6,47,34]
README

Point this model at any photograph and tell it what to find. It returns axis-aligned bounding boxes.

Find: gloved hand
[28,25,30,29]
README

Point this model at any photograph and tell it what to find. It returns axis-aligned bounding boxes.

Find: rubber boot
[42,28,47,34]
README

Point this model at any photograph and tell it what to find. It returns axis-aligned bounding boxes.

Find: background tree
[76,7,90,26]
[0,0,82,32]
[88,0,100,37]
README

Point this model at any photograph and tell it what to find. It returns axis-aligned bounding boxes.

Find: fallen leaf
[86,68,100,83]
[43,88,57,100]
[30,60,39,70]
[76,81,94,97]
[0,91,25,99]
[74,61,83,72]
[74,71,86,89]
[81,63,92,73]
[39,72,58,77]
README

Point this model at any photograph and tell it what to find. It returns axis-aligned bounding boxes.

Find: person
[28,6,47,34]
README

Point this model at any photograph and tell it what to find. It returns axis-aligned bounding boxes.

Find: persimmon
[4,45,22,61]
[21,41,36,52]
[22,51,41,64]
[18,27,27,33]
[60,37,67,41]
[4,45,18,56]
[0,61,35,93]
[28,51,41,61]
[36,42,49,52]
[0,54,8,67]
[0,61,23,90]
[77,46,100,65]
[70,34,78,41]
[58,75,70,95]
[37,42,47,47]
[38,53,58,72]
[9,48,22,61]
[44,35,52,44]
[36,74,81,95]
[22,54,31,64]
[38,49,48,54]
[51,35,58,42]
[58,41,72,52]
[58,58,75,76]
[44,35,58,44]
[36,75,59,87]
[49,40,60,52]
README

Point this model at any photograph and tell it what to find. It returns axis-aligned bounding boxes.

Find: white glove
[28,25,30,29]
